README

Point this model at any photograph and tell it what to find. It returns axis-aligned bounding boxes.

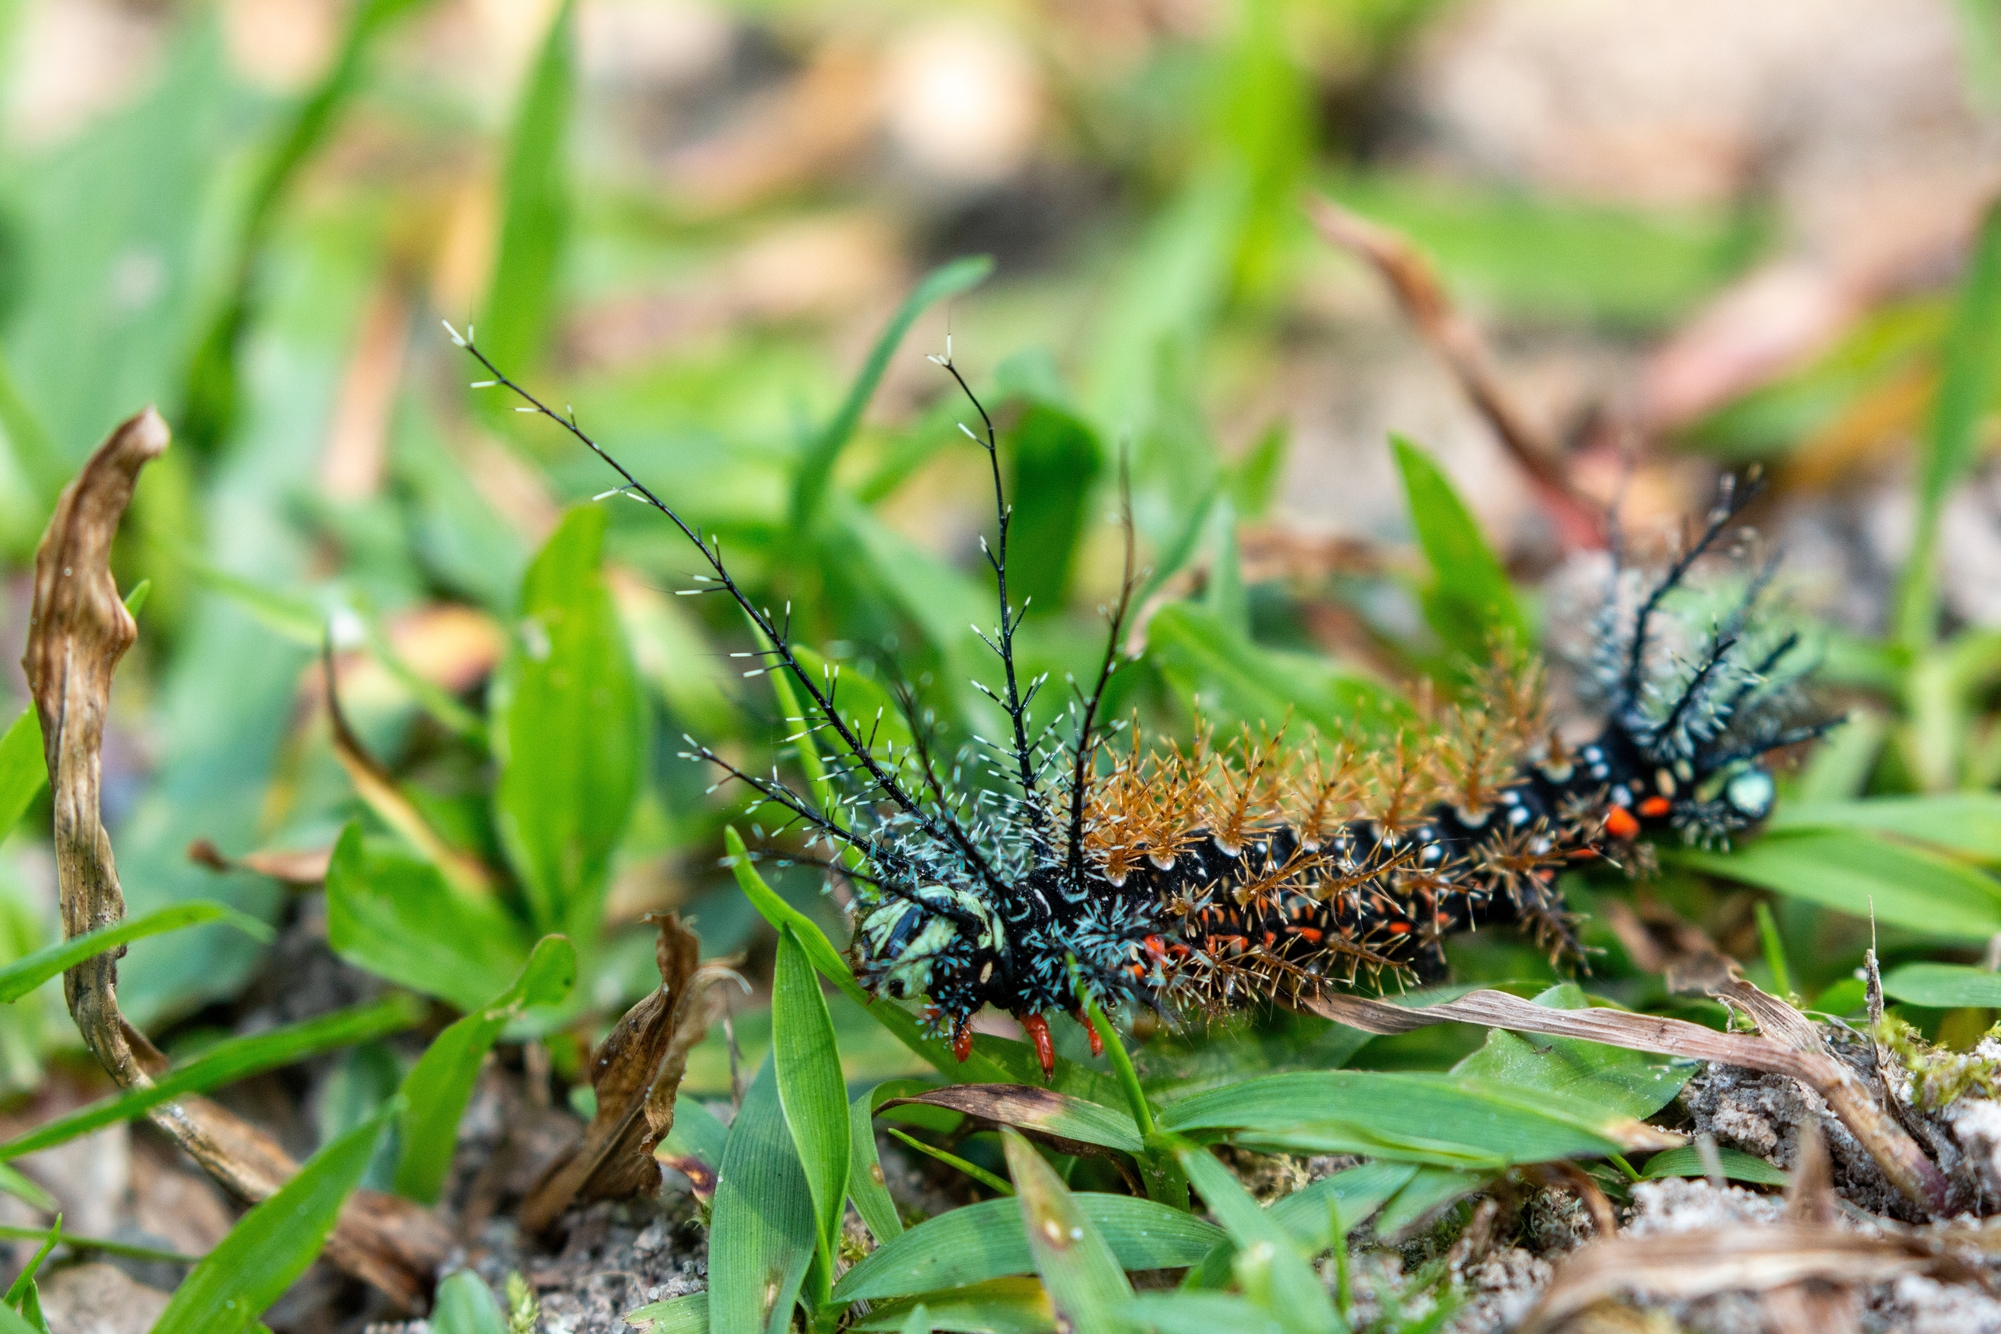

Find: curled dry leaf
[1520,1224,1947,1334]
[186,838,333,886]
[1301,982,1951,1216]
[1307,194,1604,552]
[22,409,449,1310]
[519,913,729,1233]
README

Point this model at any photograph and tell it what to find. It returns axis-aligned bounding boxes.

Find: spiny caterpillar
[450,326,1831,1079]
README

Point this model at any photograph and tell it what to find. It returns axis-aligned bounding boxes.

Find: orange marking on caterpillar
[1638,796,1671,818]
[1022,1013,1055,1081]
[952,1024,974,1063]
[1077,1012,1105,1057]
[1294,927,1323,943]
[1603,806,1641,840]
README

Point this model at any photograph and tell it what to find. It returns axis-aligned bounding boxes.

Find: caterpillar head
[853,885,1005,1019]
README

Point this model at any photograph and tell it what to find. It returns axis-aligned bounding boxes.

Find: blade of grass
[790,257,993,532]
[3,1215,57,1309]
[1754,902,1796,1000]
[0,710,44,844]
[1896,198,2001,649]
[149,1100,399,1334]
[0,995,421,1160]
[1175,1146,1337,1334]
[850,1087,903,1242]
[834,1193,1223,1303]
[394,934,576,1203]
[1002,1127,1133,1332]
[709,1059,817,1334]
[0,1165,55,1214]
[0,900,273,1004]
[624,1291,708,1333]
[773,925,852,1275]
[1393,435,1528,661]
[0,1223,192,1264]
[476,0,574,374]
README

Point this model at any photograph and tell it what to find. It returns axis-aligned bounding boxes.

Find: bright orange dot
[1604,806,1641,840]
[1639,796,1671,817]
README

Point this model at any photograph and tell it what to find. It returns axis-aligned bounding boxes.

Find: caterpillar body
[453,331,1831,1079]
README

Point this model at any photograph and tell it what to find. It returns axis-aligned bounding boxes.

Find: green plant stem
[1754,901,1796,1001]
[884,1127,1013,1197]
[1073,970,1155,1138]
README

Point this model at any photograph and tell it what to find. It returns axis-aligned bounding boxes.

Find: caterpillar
[451,329,1832,1079]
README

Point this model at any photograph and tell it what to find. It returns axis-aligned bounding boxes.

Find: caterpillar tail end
[1021,1013,1055,1082]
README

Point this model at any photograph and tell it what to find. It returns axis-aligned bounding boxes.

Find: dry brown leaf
[1300,983,1951,1216]
[519,913,727,1233]
[23,409,448,1309]
[186,838,332,886]
[1522,1224,1939,1334]
[321,641,494,894]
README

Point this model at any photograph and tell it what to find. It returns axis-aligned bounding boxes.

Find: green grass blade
[150,1099,399,1334]
[1186,1162,1416,1289]
[791,257,994,531]
[1075,978,1154,1139]
[4,1215,57,1308]
[394,934,577,1203]
[1175,1147,1337,1333]
[1143,603,1406,740]
[624,1291,708,1333]
[0,995,421,1160]
[1125,1292,1288,1334]
[849,1278,1050,1333]
[1002,1127,1133,1333]
[1770,793,2001,862]
[0,1224,191,1264]
[1640,1145,1787,1186]
[850,1088,903,1242]
[1881,962,2001,1008]
[1675,829,2001,942]
[0,710,45,846]
[1392,435,1528,662]
[1897,199,2001,648]
[431,1270,508,1334]
[0,901,272,1005]
[885,1127,1015,1197]
[1448,983,1694,1121]
[833,1193,1222,1303]
[0,1164,55,1214]
[709,1059,817,1334]
[476,0,574,373]
[773,926,852,1264]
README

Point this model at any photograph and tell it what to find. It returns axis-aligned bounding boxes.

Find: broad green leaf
[851,1278,1052,1334]
[1372,1166,1491,1241]
[490,505,644,943]
[1123,1292,1286,1334]
[900,1304,935,1334]
[1008,403,1104,614]
[0,900,272,1005]
[150,1100,397,1333]
[1640,1146,1788,1186]
[1677,830,2001,942]
[773,926,851,1262]
[1450,984,1694,1120]
[1155,1070,1655,1167]
[0,996,420,1160]
[0,711,45,844]
[850,1088,903,1242]
[1771,794,2001,862]
[1393,435,1529,661]
[832,1194,1223,1302]
[1175,1146,1336,1333]
[1897,198,2001,648]
[725,829,1013,1085]
[0,1302,31,1334]
[431,1271,508,1334]
[624,1292,708,1334]
[325,824,530,1013]
[1003,1128,1133,1332]
[1144,602,1404,739]
[476,0,574,373]
[791,257,994,531]
[1881,962,2001,1009]
[709,1060,816,1334]
[394,935,577,1203]
[661,1093,730,1167]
